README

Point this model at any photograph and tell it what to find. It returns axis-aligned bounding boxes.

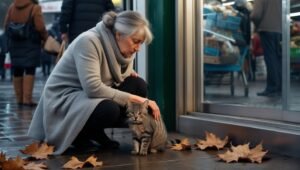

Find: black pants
[73,76,147,144]
[259,31,282,92]
[0,55,5,79]
[13,66,36,77]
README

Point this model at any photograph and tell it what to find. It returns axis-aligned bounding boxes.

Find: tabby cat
[126,100,168,155]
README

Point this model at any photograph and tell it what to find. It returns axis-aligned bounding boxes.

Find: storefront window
[176,0,300,157]
[202,0,285,112]
[198,0,300,122]
[290,1,300,111]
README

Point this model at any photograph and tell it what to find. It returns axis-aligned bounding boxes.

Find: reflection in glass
[290,1,300,110]
[203,0,283,109]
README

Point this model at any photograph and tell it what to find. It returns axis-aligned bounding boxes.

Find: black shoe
[267,91,281,97]
[257,90,270,96]
[98,139,120,149]
[64,139,99,154]
[72,139,98,150]
[92,131,120,149]
[257,90,281,97]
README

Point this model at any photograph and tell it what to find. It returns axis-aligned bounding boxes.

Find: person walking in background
[233,0,253,80]
[4,0,48,106]
[251,0,282,97]
[233,0,252,46]
[59,0,115,44]
[49,16,62,43]
[41,49,53,77]
[0,33,8,80]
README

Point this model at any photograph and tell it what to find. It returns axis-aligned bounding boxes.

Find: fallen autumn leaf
[195,131,228,150]
[20,142,54,160]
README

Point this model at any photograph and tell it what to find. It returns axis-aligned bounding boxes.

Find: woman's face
[116,30,145,58]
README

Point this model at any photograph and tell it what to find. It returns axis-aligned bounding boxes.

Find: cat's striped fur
[126,101,168,155]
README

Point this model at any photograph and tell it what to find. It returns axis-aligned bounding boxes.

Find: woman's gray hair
[102,11,153,44]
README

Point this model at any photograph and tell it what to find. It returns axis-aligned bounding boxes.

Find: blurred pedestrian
[59,0,115,43]
[251,0,282,97]
[0,33,7,80]
[233,0,253,80]
[41,49,52,77]
[4,0,48,106]
[233,0,252,46]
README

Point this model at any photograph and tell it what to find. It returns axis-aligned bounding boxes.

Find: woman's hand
[61,33,69,43]
[147,100,161,120]
[129,95,161,120]
[130,71,138,77]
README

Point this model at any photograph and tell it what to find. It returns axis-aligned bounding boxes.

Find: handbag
[44,35,61,53]
[56,40,66,63]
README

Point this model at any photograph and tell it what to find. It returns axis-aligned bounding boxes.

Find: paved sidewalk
[0,72,300,170]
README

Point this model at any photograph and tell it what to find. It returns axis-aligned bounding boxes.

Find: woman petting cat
[28,10,161,155]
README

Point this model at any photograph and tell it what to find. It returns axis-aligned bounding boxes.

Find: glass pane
[290,1,300,110]
[203,0,283,110]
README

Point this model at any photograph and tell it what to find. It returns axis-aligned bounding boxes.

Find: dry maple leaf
[170,138,192,151]
[0,152,7,170]
[62,155,103,169]
[85,155,103,167]
[2,156,25,170]
[0,151,7,165]
[23,162,47,170]
[218,150,239,163]
[62,156,83,169]
[195,131,228,150]
[20,142,54,160]
[218,142,268,163]
[248,143,268,163]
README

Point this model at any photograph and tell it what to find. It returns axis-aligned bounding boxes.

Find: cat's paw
[150,149,157,153]
[139,150,148,156]
[131,150,139,155]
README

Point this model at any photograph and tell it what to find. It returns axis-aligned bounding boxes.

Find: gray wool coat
[28,25,132,155]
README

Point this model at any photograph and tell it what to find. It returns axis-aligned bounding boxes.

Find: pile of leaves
[169,131,228,151]
[169,131,268,164]
[0,146,48,170]
[218,143,268,163]
[1,132,269,168]
[0,142,103,170]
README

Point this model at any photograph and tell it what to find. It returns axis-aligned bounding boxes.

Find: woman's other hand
[130,71,138,77]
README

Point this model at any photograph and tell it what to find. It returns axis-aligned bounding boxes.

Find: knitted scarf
[95,22,134,85]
